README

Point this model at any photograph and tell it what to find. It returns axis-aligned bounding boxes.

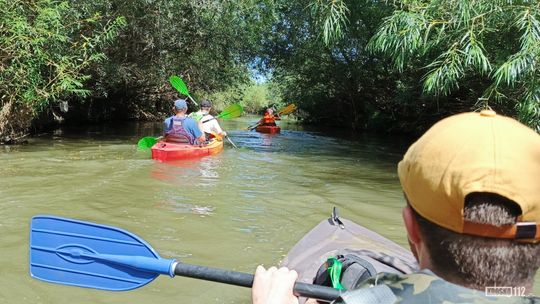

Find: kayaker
[189,99,227,140]
[259,108,280,127]
[164,99,206,145]
[252,110,540,303]
[247,108,281,131]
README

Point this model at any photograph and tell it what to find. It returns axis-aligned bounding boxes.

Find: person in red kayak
[258,108,281,127]
[248,108,281,130]
[163,99,206,145]
[252,110,540,303]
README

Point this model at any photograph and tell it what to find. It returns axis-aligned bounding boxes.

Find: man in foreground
[164,99,206,144]
[252,110,540,303]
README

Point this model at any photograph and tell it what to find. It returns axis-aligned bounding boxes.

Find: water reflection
[1,118,538,304]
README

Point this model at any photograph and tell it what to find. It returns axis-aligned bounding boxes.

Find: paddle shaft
[247,122,261,130]
[225,136,238,148]
[174,263,341,302]
[205,121,238,148]
[187,95,198,106]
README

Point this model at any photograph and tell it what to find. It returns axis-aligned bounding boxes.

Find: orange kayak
[151,139,223,161]
[255,125,280,134]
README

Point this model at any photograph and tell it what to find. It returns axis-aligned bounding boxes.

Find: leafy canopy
[368,0,540,129]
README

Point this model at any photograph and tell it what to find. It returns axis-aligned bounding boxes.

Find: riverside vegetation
[2,0,539,143]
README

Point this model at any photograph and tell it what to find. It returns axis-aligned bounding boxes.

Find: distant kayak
[281,208,418,304]
[256,125,280,134]
[151,139,224,161]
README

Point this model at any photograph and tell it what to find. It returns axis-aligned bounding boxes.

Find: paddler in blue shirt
[252,110,540,303]
[164,99,206,145]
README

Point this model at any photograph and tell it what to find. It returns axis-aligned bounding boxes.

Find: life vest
[262,113,276,125]
[166,116,195,144]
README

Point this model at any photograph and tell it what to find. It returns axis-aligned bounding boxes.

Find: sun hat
[174,99,187,110]
[397,110,540,241]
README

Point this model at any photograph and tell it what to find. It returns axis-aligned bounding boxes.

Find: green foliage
[0,0,125,107]
[1,0,281,138]
[241,83,274,113]
[9,0,538,137]
[0,0,125,137]
[310,0,350,45]
[369,0,540,129]
[205,82,275,114]
[99,0,277,97]
[261,0,401,130]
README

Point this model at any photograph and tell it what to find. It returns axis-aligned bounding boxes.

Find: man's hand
[252,266,299,304]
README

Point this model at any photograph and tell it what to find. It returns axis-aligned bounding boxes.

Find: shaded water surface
[1,117,538,303]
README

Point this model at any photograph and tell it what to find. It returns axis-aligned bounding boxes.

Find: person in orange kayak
[163,99,206,144]
[259,108,280,126]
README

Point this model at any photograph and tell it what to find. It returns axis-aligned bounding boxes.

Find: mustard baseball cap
[398,110,540,241]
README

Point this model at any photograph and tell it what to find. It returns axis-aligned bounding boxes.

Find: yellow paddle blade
[278,104,297,115]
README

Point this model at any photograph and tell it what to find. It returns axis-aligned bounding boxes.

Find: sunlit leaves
[310,0,350,45]
[0,0,125,114]
[423,46,464,95]
[462,31,491,74]
[494,53,534,86]
[100,0,275,100]
[368,10,426,71]
[370,0,540,128]
[262,0,403,131]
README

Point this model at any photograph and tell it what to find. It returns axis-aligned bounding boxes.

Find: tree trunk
[0,101,34,144]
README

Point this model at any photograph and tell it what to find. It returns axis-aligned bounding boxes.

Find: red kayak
[255,125,280,134]
[151,139,223,161]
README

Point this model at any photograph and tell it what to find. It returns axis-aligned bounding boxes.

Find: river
[1,116,538,303]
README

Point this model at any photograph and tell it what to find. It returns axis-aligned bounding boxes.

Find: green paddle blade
[137,136,159,150]
[169,75,190,96]
[217,104,243,120]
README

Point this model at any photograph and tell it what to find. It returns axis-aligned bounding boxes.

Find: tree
[369,0,540,130]
[1,0,281,140]
[262,0,401,131]
[93,0,279,119]
[0,0,125,141]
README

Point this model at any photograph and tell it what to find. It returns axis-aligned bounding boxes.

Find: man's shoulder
[182,116,198,124]
[347,270,540,303]
[200,114,214,122]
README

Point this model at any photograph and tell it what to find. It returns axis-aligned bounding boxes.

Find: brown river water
[1,116,538,303]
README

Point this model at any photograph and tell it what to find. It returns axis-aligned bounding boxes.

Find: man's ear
[402,205,421,246]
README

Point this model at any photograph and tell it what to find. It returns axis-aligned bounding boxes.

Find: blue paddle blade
[30,215,175,291]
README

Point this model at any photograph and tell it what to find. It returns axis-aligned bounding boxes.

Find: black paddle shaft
[174,263,341,302]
